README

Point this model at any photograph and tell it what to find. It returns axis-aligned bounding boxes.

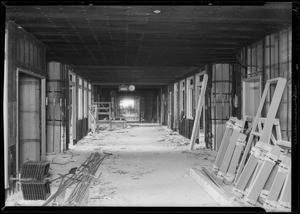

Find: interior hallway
[6,124,219,206]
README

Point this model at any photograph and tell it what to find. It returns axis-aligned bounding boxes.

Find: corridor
[6,124,218,206]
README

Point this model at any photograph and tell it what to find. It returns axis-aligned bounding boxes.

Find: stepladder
[234,77,287,185]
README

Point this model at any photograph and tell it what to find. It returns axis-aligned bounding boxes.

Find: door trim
[16,68,46,176]
[242,75,262,116]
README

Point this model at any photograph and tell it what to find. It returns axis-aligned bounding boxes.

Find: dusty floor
[5,124,219,207]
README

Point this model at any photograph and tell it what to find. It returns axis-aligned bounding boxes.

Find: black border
[1,1,299,213]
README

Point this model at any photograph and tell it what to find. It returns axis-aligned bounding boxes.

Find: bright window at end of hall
[120,99,134,108]
[186,76,194,119]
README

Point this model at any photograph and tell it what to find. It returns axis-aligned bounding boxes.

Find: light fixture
[128,85,135,92]
[153,9,161,14]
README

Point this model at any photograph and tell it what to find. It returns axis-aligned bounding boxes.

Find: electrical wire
[42,152,111,206]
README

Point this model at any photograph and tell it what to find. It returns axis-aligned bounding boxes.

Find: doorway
[242,75,262,117]
[17,69,46,170]
[118,96,140,122]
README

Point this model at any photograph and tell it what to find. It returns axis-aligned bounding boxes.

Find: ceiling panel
[6,3,292,86]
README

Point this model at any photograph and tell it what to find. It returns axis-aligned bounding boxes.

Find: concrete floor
[5,124,219,207]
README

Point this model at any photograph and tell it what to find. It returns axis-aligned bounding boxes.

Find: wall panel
[238,25,292,141]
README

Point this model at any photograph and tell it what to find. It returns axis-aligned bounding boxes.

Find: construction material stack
[205,77,291,211]
[212,116,252,184]
[20,160,51,200]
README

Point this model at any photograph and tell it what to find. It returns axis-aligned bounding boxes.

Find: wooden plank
[233,150,260,198]
[212,120,234,172]
[260,79,286,144]
[276,165,291,211]
[263,156,290,210]
[190,168,238,207]
[276,140,291,149]
[224,133,247,183]
[248,156,263,188]
[202,167,223,188]
[189,74,208,151]
[261,162,279,192]
[243,146,282,206]
[217,123,243,178]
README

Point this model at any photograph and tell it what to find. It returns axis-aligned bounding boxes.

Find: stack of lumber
[209,77,291,211]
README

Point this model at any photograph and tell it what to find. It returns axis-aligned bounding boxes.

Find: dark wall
[76,118,89,141]
[6,21,47,187]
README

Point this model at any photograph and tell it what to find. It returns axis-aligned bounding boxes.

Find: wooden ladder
[234,77,287,183]
[231,77,287,206]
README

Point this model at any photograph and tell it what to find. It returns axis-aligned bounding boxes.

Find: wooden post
[189,74,208,151]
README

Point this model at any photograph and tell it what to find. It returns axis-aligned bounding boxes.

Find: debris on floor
[5,125,219,207]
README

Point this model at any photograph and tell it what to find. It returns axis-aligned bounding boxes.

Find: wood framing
[217,120,243,179]
[224,133,247,183]
[243,146,282,206]
[276,165,291,211]
[235,77,287,183]
[189,74,208,151]
[16,68,46,174]
[212,117,236,172]
[263,155,291,210]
